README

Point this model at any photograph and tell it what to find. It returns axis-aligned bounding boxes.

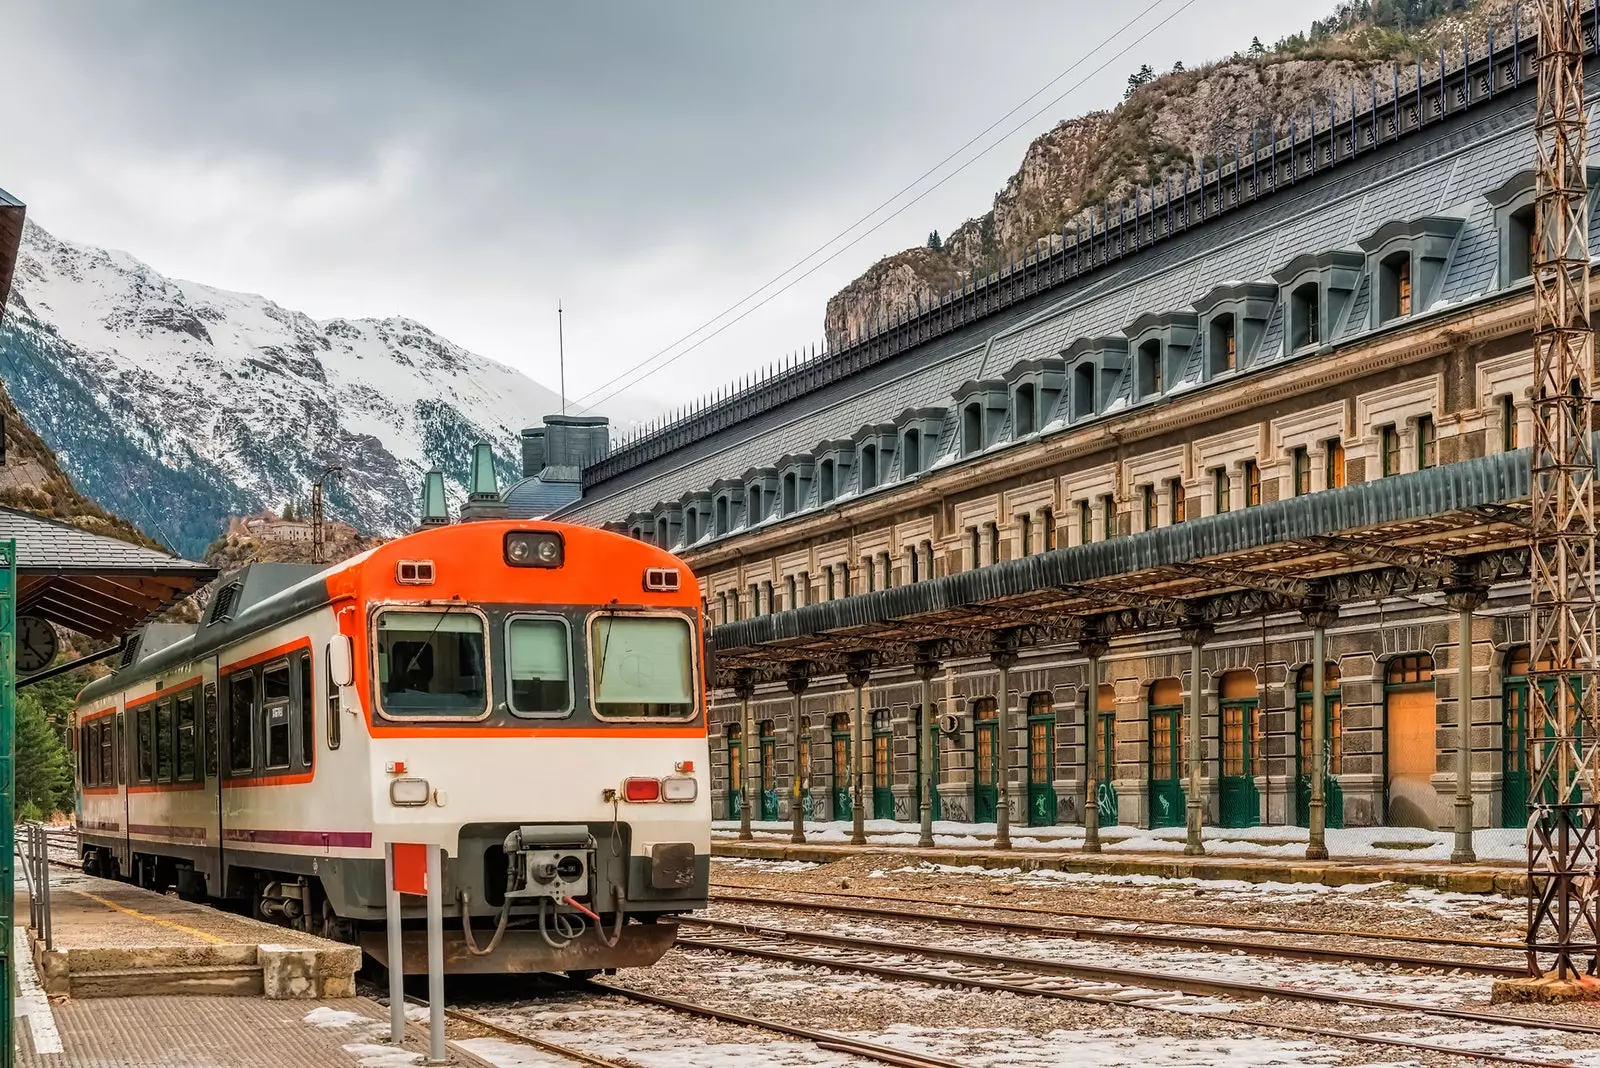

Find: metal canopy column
[1181,624,1213,857]
[846,654,872,847]
[1447,585,1487,864]
[787,666,810,845]
[916,644,941,848]
[735,672,755,841]
[1302,602,1338,861]
[991,631,1020,850]
[1081,634,1109,854]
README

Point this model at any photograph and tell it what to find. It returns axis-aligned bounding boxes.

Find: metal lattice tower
[1527,0,1600,980]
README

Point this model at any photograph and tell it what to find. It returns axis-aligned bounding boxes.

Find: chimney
[417,469,450,528]
[458,442,509,522]
[520,427,546,478]
[541,413,611,470]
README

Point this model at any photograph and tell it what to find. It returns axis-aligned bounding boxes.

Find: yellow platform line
[73,890,231,946]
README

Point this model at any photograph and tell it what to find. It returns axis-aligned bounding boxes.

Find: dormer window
[1072,363,1094,418]
[903,429,921,474]
[1378,251,1412,323]
[1509,205,1534,282]
[1015,383,1036,436]
[655,518,668,545]
[859,443,878,489]
[1291,282,1320,349]
[1137,339,1162,397]
[715,496,730,535]
[748,487,764,524]
[1211,314,1237,375]
[818,459,836,503]
[962,403,982,456]
[782,471,798,513]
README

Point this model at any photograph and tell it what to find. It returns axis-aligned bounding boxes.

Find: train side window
[81,723,94,787]
[203,684,219,779]
[137,706,155,783]
[116,713,126,787]
[325,646,341,750]
[100,721,113,786]
[176,691,198,782]
[227,673,256,775]
[263,660,292,771]
[297,650,314,769]
[155,698,175,784]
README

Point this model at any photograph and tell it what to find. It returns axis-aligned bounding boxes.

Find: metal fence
[13,824,66,953]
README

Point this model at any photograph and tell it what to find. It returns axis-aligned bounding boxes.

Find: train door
[1026,693,1056,826]
[205,677,224,895]
[1096,685,1119,826]
[758,721,778,821]
[871,710,894,818]
[726,721,743,820]
[1148,679,1184,828]
[830,713,851,820]
[972,698,999,824]
[115,709,131,876]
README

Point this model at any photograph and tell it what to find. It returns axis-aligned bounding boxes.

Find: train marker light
[396,560,435,585]
[622,777,661,802]
[387,761,408,775]
[390,777,430,806]
[505,530,563,568]
[661,776,698,802]
[675,760,695,774]
[643,567,680,592]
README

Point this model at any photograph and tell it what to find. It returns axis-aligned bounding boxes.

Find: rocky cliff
[826,0,1519,341]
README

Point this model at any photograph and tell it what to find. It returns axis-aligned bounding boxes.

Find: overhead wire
[573,0,1197,413]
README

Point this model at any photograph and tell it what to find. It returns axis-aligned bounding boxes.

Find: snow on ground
[861,1024,1348,1068]
[711,820,1526,861]
[454,1038,585,1067]
[303,1007,375,1029]
[340,1044,422,1068]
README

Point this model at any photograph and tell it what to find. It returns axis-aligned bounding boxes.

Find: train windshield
[506,617,571,716]
[589,614,695,720]
[375,609,488,718]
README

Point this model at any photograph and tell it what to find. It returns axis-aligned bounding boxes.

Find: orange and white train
[72,519,711,974]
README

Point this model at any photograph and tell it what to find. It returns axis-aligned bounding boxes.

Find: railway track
[442,984,977,1068]
[711,889,1525,975]
[711,882,1524,951]
[675,917,1591,1068]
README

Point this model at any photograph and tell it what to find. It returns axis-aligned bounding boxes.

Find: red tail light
[622,777,662,802]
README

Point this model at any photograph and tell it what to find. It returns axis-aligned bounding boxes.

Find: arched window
[1137,338,1162,397]
[1379,250,1413,322]
[860,443,878,490]
[1386,654,1434,685]
[1291,281,1320,349]
[1295,662,1343,776]
[782,472,798,514]
[1209,313,1237,375]
[819,459,836,503]
[1073,362,1095,418]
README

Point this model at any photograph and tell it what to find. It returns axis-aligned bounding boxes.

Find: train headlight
[390,777,431,806]
[505,531,564,568]
[661,776,698,803]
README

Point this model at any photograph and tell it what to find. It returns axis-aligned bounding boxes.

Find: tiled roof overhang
[711,449,1534,684]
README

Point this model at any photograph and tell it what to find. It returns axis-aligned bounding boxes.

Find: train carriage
[72,519,711,974]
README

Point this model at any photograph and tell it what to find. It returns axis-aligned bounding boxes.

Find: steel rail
[711,890,1524,975]
[426,1000,635,1068]
[672,927,1578,1068]
[577,980,975,1068]
[710,883,1525,950]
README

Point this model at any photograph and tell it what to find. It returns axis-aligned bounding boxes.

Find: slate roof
[504,472,583,519]
[559,63,1578,546]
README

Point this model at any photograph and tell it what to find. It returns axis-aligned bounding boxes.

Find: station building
[558,37,1564,838]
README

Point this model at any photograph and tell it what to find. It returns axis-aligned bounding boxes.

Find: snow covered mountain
[0,221,566,558]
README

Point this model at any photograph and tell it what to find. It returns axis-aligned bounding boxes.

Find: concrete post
[846,655,872,846]
[735,672,755,841]
[991,631,1020,850]
[787,667,810,845]
[1446,586,1487,864]
[1301,602,1338,861]
[915,646,941,848]
[424,846,445,1066]
[1181,624,1213,857]
[1080,635,1109,854]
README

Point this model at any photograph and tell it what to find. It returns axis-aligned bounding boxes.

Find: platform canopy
[711,448,1534,684]
[0,508,216,641]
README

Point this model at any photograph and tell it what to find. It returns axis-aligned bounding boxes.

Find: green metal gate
[1503,675,1529,825]
[830,713,852,820]
[1294,665,1344,829]
[726,724,743,820]
[1148,703,1184,828]
[1097,707,1119,826]
[1027,693,1056,826]
[972,698,998,824]
[1219,697,1261,828]
[912,708,942,820]
[759,723,778,821]
[872,712,894,818]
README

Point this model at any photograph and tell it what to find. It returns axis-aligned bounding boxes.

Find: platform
[713,824,1528,894]
[14,994,500,1067]
[17,868,361,999]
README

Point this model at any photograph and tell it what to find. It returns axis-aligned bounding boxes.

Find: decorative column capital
[989,629,1020,670]
[1179,622,1214,647]
[913,641,942,681]
[731,669,756,701]
[785,662,811,696]
[845,651,873,690]
[1300,603,1339,630]
[1443,585,1488,613]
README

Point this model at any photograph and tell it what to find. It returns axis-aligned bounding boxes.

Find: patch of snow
[341,1043,422,1068]
[454,1039,574,1067]
[303,1007,372,1029]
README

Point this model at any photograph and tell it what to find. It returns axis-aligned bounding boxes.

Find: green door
[800,738,815,820]
[1097,709,1119,826]
[1502,676,1529,825]
[1028,708,1057,826]
[912,709,942,820]
[831,715,852,820]
[1219,698,1261,828]
[1148,704,1184,828]
[1294,673,1344,829]
[872,714,895,818]
[759,727,778,821]
[727,731,743,820]
[972,699,999,824]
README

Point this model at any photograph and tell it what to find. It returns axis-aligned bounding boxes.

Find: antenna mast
[1525,0,1600,985]
[558,301,566,416]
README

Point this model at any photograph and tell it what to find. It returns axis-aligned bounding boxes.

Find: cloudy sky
[6,0,1336,425]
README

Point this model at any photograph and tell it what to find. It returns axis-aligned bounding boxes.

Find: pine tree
[1247,36,1266,58]
[1125,63,1156,97]
[927,230,943,251]
[1171,61,1185,74]
[283,499,296,522]
[16,693,71,820]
